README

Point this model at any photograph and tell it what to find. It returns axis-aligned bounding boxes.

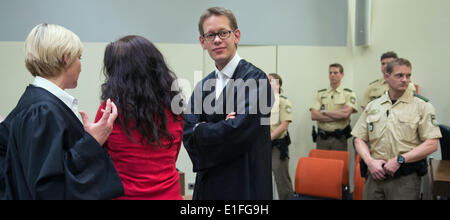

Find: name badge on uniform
[369,123,374,132]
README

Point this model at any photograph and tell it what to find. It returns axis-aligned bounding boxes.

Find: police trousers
[364,173,421,200]
[316,136,348,151]
[272,147,294,200]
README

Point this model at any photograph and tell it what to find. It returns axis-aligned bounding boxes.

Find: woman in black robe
[0,24,123,200]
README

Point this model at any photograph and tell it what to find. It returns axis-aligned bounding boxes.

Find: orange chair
[294,157,344,199]
[308,149,350,186]
[353,154,365,200]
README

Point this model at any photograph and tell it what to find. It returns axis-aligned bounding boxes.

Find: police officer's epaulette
[369,79,379,85]
[414,93,430,102]
[317,88,326,93]
[344,88,353,92]
[279,95,288,99]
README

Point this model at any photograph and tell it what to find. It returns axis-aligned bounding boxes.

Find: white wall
[277,45,355,192]
[1,0,449,198]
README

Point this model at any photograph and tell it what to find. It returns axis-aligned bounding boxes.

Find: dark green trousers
[364,173,421,200]
[316,136,348,151]
[272,147,294,200]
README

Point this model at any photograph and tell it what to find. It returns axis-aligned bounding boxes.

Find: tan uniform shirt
[271,94,293,139]
[352,91,442,161]
[361,78,416,109]
[310,85,358,131]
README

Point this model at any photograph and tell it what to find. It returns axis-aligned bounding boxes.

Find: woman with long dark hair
[95,35,183,200]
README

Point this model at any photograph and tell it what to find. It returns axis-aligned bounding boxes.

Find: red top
[95,103,183,200]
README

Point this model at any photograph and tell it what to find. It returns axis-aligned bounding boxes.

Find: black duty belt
[318,125,352,140]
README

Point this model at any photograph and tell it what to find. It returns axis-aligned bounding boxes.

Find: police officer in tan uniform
[361,51,416,109]
[310,63,358,151]
[269,73,294,200]
[352,58,442,200]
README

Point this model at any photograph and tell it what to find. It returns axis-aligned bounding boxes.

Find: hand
[79,99,118,146]
[226,112,236,120]
[383,157,401,177]
[368,159,387,181]
[270,133,276,141]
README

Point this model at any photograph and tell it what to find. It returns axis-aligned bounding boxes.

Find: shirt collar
[328,84,344,93]
[32,76,79,117]
[380,90,413,105]
[215,53,242,79]
[379,92,391,104]
[397,89,414,103]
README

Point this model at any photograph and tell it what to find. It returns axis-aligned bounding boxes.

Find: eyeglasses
[202,30,234,41]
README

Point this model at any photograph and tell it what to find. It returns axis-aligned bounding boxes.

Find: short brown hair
[269,73,283,87]
[269,73,284,93]
[385,58,412,74]
[198,7,238,35]
[329,63,344,73]
[380,51,398,61]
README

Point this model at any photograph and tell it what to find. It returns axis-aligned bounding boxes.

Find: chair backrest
[295,157,344,199]
[353,154,365,200]
[439,124,450,160]
[309,149,350,185]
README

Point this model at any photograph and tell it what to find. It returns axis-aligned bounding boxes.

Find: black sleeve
[13,105,123,200]
[0,122,7,199]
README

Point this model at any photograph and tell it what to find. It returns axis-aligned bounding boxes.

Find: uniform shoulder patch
[431,114,438,126]
[369,79,379,85]
[317,88,326,93]
[414,93,430,102]
[344,88,353,92]
[285,105,292,113]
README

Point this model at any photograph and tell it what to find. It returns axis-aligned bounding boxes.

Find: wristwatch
[397,155,406,165]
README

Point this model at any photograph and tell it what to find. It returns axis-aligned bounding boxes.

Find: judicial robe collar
[32,76,79,118]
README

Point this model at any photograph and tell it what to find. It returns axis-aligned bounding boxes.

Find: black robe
[0,85,124,200]
[183,59,274,200]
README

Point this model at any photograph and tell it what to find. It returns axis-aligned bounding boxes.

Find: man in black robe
[183,7,274,200]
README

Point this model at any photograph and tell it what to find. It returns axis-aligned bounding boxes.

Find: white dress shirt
[32,76,79,118]
[214,53,242,100]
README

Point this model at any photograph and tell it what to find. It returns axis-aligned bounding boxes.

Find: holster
[272,132,291,161]
[395,159,428,178]
[312,126,318,143]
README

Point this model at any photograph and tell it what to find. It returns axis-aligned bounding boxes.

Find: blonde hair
[25,23,83,77]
